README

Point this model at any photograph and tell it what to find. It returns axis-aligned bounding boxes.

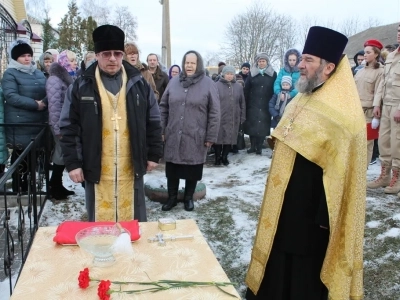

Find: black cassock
[246,154,330,300]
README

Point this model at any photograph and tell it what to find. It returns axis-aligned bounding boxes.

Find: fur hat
[93,25,125,53]
[303,26,348,65]
[222,65,235,76]
[241,62,250,69]
[11,40,33,60]
[281,75,292,87]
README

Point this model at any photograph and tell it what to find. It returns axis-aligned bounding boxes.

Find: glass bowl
[76,225,121,267]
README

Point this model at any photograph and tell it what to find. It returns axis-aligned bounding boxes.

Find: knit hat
[218,61,226,67]
[222,65,235,76]
[11,40,33,60]
[281,75,292,87]
[241,62,250,69]
[303,26,348,65]
[93,25,125,53]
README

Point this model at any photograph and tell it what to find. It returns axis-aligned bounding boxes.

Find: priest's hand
[147,161,158,172]
[394,109,400,123]
[373,106,381,118]
[205,142,213,148]
[69,168,85,183]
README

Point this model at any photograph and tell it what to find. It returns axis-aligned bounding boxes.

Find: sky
[46,0,400,66]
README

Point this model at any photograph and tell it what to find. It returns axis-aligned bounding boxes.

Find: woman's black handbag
[237,129,245,150]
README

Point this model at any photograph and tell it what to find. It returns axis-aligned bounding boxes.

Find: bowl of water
[76,225,121,267]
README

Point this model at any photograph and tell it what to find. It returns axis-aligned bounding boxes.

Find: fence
[0,123,51,297]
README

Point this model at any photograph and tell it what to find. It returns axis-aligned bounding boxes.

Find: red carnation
[98,280,112,300]
[78,268,90,289]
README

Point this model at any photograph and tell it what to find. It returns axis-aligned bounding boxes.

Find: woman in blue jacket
[273,48,301,99]
[2,39,47,192]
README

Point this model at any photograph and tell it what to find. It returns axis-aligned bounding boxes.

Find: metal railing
[0,123,51,297]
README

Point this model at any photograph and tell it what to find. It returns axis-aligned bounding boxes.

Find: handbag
[237,128,245,150]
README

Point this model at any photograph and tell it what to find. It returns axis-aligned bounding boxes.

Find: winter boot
[50,164,69,200]
[384,167,400,194]
[214,145,222,165]
[162,177,179,211]
[247,136,256,154]
[183,180,196,211]
[230,145,238,154]
[222,145,231,166]
[367,161,391,189]
[255,137,264,155]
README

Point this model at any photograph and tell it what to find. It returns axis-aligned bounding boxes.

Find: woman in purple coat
[159,50,220,212]
[46,50,78,199]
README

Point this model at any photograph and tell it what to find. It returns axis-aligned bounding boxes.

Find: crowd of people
[1,21,400,299]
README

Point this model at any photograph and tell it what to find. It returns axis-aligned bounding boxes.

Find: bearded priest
[245,26,367,300]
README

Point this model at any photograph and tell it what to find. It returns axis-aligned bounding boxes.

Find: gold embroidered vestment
[246,57,367,300]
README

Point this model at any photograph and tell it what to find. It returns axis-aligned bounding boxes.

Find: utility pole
[159,0,171,68]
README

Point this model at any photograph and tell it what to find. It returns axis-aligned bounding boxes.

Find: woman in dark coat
[214,65,246,165]
[244,52,277,155]
[159,50,220,211]
[2,39,47,192]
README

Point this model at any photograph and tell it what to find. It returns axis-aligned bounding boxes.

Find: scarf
[179,69,205,88]
[275,91,289,116]
[8,59,37,75]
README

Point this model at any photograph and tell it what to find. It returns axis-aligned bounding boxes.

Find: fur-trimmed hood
[283,48,301,73]
[48,62,73,86]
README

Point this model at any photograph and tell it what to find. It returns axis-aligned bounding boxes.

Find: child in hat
[269,75,293,128]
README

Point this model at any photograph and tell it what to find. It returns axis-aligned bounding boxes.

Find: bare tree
[363,17,382,29]
[275,18,298,68]
[203,51,223,67]
[25,0,50,21]
[80,0,109,25]
[222,3,297,68]
[111,6,138,42]
[340,16,361,37]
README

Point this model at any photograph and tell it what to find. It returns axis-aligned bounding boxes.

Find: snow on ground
[2,148,400,299]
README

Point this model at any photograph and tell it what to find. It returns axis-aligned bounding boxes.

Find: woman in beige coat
[354,39,384,168]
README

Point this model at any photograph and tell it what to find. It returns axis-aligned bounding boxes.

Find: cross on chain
[283,118,294,139]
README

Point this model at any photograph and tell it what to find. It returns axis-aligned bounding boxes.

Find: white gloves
[371,118,380,129]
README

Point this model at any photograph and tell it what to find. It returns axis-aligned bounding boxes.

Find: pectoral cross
[111,113,122,131]
[283,118,294,139]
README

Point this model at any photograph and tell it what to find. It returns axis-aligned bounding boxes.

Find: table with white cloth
[10,219,241,299]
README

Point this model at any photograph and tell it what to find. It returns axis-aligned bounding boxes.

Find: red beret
[364,39,383,50]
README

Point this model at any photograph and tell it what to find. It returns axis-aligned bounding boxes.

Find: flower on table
[78,267,90,289]
[98,280,112,300]
[77,268,238,299]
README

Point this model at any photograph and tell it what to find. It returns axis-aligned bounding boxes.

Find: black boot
[162,177,179,211]
[256,137,264,155]
[230,145,238,154]
[222,145,231,166]
[183,180,196,211]
[50,164,69,200]
[247,136,256,154]
[214,144,222,165]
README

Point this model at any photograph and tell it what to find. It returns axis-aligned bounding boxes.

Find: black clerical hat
[303,26,348,65]
[92,25,125,54]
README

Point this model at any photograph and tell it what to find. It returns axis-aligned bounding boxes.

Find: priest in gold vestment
[59,25,163,222]
[245,27,367,300]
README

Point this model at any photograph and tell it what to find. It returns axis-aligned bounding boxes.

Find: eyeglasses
[100,51,124,60]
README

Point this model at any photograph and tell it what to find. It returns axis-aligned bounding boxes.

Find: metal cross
[283,118,294,138]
